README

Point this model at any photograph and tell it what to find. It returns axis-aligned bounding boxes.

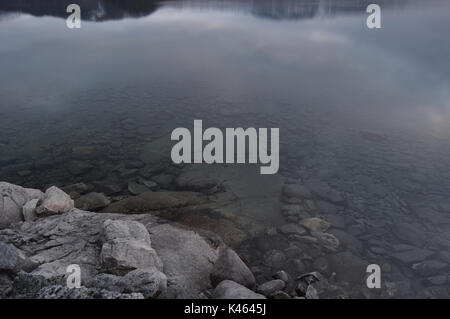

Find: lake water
[1,0,450,298]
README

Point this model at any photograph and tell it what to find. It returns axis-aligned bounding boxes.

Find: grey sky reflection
[0,1,449,137]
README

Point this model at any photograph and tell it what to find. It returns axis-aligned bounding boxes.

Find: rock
[327,252,367,284]
[67,160,93,176]
[102,191,207,214]
[282,184,312,199]
[142,180,158,190]
[103,219,151,244]
[210,248,256,288]
[61,183,93,198]
[264,250,287,269]
[311,232,340,251]
[212,280,266,299]
[22,198,39,222]
[151,174,174,189]
[75,192,111,211]
[176,171,219,192]
[305,285,319,299]
[273,270,290,283]
[100,238,163,275]
[300,217,331,233]
[92,182,122,196]
[0,182,44,229]
[36,285,144,299]
[257,279,286,296]
[305,180,345,204]
[0,243,36,273]
[426,275,448,286]
[72,146,99,160]
[316,201,339,214]
[127,181,149,196]
[121,267,167,298]
[0,208,220,299]
[390,248,434,264]
[272,291,291,299]
[278,223,306,236]
[149,223,219,298]
[412,260,447,276]
[35,186,74,215]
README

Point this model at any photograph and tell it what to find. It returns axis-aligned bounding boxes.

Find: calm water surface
[1,0,450,298]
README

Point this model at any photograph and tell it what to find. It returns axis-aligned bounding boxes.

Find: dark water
[1,0,450,298]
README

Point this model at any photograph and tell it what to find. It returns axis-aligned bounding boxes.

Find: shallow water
[1,0,450,298]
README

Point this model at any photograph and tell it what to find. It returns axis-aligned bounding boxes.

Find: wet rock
[35,186,74,215]
[176,171,219,192]
[264,250,287,269]
[272,290,291,299]
[0,182,44,229]
[312,257,329,274]
[257,279,286,296]
[282,184,312,199]
[390,248,434,264]
[92,182,122,196]
[22,198,39,222]
[311,232,340,251]
[426,275,448,286]
[102,191,207,214]
[127,181,150,195]
[327,251,367,284]
[273,270,290,283]
[61,183,94,198]
[316,201,339,214]
[412,260,447,276]
[72,146,99,160]
[211,248,256,288]
[278,223,307,236]
[305,285,319,299]
[151,174,174,189]
[212,280,266,299]
[67,160,93,176]
[300,217,331,233]
[305,180,345,204]
[75,192,110,211]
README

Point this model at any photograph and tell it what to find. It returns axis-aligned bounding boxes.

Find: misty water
[1,0,450,298]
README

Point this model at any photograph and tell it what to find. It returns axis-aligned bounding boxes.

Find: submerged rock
[212,280,266,299]
[75,192,110,211]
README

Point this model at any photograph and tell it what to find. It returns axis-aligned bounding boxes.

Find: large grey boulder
[149,223,219,298]
[100,219,163,275]
[102,219,151,244]
[35,186,74,215]
[0,182,44,229]
[210,248,255,288]
[100,238,163,275]
[212,280,266,299]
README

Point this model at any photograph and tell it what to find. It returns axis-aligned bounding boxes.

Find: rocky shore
[0,181,321,299]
